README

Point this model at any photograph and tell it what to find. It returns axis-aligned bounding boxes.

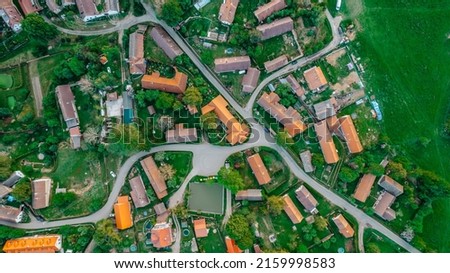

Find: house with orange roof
[353,174,376,203]
[338,115,363,153]
[151,222,174,249]
[257,92,307,137]
[141,69,188,94]
[140,156,168,199]
[314,121,339,164]
[282,195,303,224]
[332,214,354,238]
[114,196,133,230]
[201,95,249,145]
[218,0,239,25]
[225,236,243,253]
[2,235,62,253]
[193,218,208,238]
[247,153,271,185]
[0,5,23,32]
[303,66,328,91]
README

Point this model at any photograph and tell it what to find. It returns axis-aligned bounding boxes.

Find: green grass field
[0,74,13,89]
[364,228,407,253]
[344,0,450,252]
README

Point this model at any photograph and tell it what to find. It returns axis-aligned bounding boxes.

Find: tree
[68,57,87,77]
[159,164,176,181]
[160,0,183,26]
[226,214,253,250]
[338,166,359,183]
[296,244,309,253]
[53,192,77,208]
[135,90,159,108]
[267,196,284,215]
[366,243,380,253]
[314,216,328,231]
[93,72,116,89]
[367,163,385,177]
[155,92,175,111]
[386,162,407,181]
[276,131,294,146]
[107,124,150,156]
[21,14,58,42]
[171,204,188,219]
[83,127,100,145]
[200,112,218,130]
[0,153,12,180]
[182,86,203,106]
[0,107,12,119]
[94,219,122,252]
[11,180,31,202]
[217,167,245,194]
[0,226,26,241]
[154,151,166,162]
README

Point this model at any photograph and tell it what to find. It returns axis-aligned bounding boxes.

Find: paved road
[358,223,365,253]
[4,5,420,253]
[221,189,232,227]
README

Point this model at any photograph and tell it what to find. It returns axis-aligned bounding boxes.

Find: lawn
[422,198,450,252]
[195,219,226,253]
[36,54,66,96]
[0,74,13,89]
[363,228,406,253]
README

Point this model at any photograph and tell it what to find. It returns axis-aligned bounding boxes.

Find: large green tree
[155,92,175,111]
[0,154,12,180]
[338,166,360,183]
[267,196,284,215]
[160,0,183,26]
[22,14,58,41]
[386,162,407,181]
[182,86,203,106]
[217,167,245,194]
[276,131,294,146]
[11,180,31,202]
[226,214,253,250]
[94,219,122,252]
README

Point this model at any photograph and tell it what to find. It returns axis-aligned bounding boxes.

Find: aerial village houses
[56,85,81,149]
[353,174,376,203]
[31,178,52,209]
[201,95,249,145]
[0,205,23,223]
[114,196,133,230]
[264,55,289,73]
[282,195,303,224]
[0,5,23,32]
[150,26,183,60]
[295,185,319,214]
[378,175,404,197]
[235,189,263,201]
[129,31,146,75]
[0,184,12,199]
[338,115,363,153]
[18,0,42,15]
[303,66,328,91]
[2,235,62,253]
[286,74,305,98]
[241,67,260,93]
[214,56,251,73]
[141,69,188,94]
[332,214,355,238]
[256,17,294,41]
[193,218,208,238]
[258,92,307,137]
[129,176,150,208]
[313,97,339,120]
[140,156,168,199]
[314,121,339,164]
[151,222,174,249]
[247,153,271,185]
[373,191,397,221]
[300,150,314,173]
[154,202,169,223]
[218,0,239,25]
[166,124,198,143]
[1,170,25,187]
[225,236,242,253]
[75,0,119,21]
[254,0,287,21]
[62,0,76,7]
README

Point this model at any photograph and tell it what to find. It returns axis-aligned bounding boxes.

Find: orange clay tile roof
[303,66,328,90]
[247,153,271,185]
[141,69,188,94]
[338,115,363,153]
[218,0,239,25]
[254,0,287,21]
[114,196,133,230]
[332,214,355,238]
[151,222,173,248]
[2,235,62,253]
[282,195,303,224]
[100,55,108,65]
[193,218,208,238]
[314,121,339,164]
[353,174,376,203]
[140,156,168,199]
[201,95,249,145]
[18,0,42,15]
[225,236,243,253]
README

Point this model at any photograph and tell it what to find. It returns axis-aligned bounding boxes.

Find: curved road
[2,4,420,253]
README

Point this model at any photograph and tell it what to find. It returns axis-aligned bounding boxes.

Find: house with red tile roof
[247,153,271,185]
[141,69,188,94]
[282,195,303,224]
[140,156,168,199]
[264,54,289,73]
[218,0,239,25]
[256,17,293,40]
[193,218,208,238]
[254,0,287,21]
[214,56,251,73]
[332,214,354,238]
[129,32,146,75]
[303,66,328,91]
[241,67,260,93]
[151,222,174,248]
[150,26,183,60]
[18,0,42,15]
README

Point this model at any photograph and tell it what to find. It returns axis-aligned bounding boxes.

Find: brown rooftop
[256,17,293,40]
[313,97,338,120]
[76,0,99,18]
[140,156,168,199]
[0,184,12,199]
[338,115,363,153]
[193,218,208,238]
[286,74,305,97]
[257,92,307,137]
[0,205,23,223]
[166,124,198,143]
[304,66,328,90]
[373,191,396,221]
[254,0,287,21]
[247,153,271,185]
[264,55,289,73]
[235,189,263,201]
[282,195,303,224]
[56,85,79,128]
[295,185,318,213]
[150,26,183,60]
[353,174,376,203]
[214,56,251,73]
[378,175,403,197]
[31,178,52,210]
[241,67,260,93]
[314,121,339,164]
[129,176,150,208]
[141,69,188,94]
[218,0,239,25]
[19,0,42,15]
[300,150,314,173]
[332,214,355,238]
[129,32,146,75]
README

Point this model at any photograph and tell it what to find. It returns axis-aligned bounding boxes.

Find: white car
[110,171,116,178]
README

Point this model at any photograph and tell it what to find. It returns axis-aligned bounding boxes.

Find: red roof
[141,70,188,94]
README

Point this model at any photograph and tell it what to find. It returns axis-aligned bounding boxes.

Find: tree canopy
[22,14,58,41]
[226,214,253,250]
[267,195,284,215]
[0,154,12,180]
[11,180,31,202]
[217,167,245,194]
[338,166,360,183]
[160,0,183,26]
[94,219,122,251]
[182,86,203,106]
